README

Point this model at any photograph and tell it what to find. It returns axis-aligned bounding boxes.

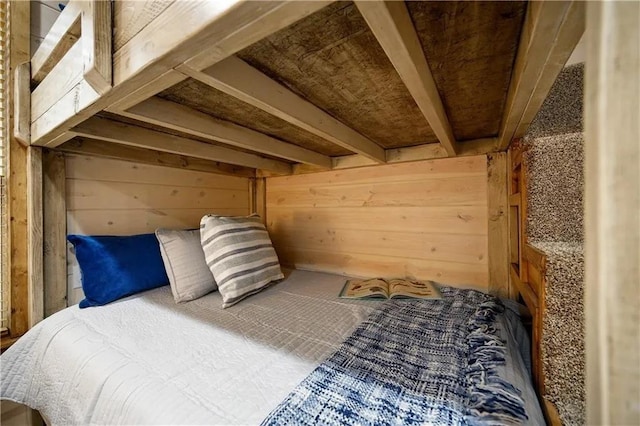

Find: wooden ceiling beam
[355,0,458,157]
[71,117,292,175]
[34,1,333,146]
[122,97,331,169]
[498,0,585,150]
[57,137,256,178]
[177,57,386,163]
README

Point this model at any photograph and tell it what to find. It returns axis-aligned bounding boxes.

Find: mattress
[1,269,544,425]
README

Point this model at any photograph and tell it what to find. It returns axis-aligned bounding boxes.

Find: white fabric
[155,228,216,303]
[1,269,544,425]
[0,270,375,425]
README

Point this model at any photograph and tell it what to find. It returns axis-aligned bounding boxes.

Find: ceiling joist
[71,116,292,175]
[498,0,585,150]
[177,57,386,163]
[123,97,332,169]
[355,0,458,157]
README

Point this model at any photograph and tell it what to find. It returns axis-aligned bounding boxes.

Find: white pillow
[155,228,216,303]
[200,215,283,308]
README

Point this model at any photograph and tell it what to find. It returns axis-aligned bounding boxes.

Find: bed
[1,269,543,425]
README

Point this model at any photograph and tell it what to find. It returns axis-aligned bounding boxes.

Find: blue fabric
[262,288,528,425]
[68,234,169,308]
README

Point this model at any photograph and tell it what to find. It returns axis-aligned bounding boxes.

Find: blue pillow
[67,234,170,308]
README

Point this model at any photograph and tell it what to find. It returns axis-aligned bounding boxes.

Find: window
[0,0,8,332]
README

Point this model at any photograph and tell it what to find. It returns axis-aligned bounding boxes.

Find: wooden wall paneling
[65,154,251,302]
[43,150,67,317]
[27,148,44,327]
[267,156,489,290]
[585,1,640,424]
[487,152,510,298]
[58,138,256,178]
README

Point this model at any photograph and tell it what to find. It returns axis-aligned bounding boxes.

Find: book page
[388,279,441,299]
[340,278,389,299]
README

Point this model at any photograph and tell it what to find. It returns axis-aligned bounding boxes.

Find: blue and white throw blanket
[262,287,528,425]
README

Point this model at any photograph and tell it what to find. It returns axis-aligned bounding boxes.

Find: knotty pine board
[266,155,490,290]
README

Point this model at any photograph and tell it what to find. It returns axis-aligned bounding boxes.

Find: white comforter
[2,269,544,425]
[1,270,375,425]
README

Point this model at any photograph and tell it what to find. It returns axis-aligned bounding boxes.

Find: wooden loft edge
[355,0,458,157]
[177,58,386,163]
[57,138,256,178]
[122,97,332,169]
[498,0,585,150]
[71,117,292,175]
[31,1,333,147]
[30,0,81,85]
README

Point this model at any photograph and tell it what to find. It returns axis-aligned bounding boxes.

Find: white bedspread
[1,269,543,425]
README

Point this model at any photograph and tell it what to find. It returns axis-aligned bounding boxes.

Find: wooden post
[27,147,43,327]
[255,177,267,225]
[585,1,640,424]
[43,150,67,317]
[487,153,510,298]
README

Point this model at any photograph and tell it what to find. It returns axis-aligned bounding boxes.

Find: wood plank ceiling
[61,0,583,174]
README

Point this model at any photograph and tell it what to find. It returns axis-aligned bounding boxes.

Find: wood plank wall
[65,154,250,304]
[266,155,489,291]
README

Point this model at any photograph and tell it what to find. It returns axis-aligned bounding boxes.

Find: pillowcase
[155,228,217,303]
[67,234,169,308]
[200,214,283,308]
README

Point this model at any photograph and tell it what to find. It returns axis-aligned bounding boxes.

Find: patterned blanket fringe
[464,300,529,425]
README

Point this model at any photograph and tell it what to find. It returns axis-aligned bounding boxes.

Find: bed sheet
[1,269,543,425]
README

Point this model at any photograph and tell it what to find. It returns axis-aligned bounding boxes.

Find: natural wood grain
[13,62,30,145]
[64,154,249,190]
[182,57,385,162]
[585,2,640,424]
[7,0,31,339]
[58,138,256,178]
[158,77,351,158]
[406,2,526,141]
[43,151,67,318]
[125,97,332,168]
[27,148,44,328]
[355,0,457,156]
[498,0,585,149]
[81,0,112,95]
[30,0,81,85]
[487,153,510,298]
[71,116,292,174]
[238,2,437,150]
[267,156,489,289]
[33,1,332,146]
[113,0,174,51]
[255,178,266,224]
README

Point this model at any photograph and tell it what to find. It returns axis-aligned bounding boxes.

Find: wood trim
[32,1,333,146]
[81,0,112,95]
[7,0,31,339]
[13,62,30,145]
[287,138,498,176]
[180,57,385,163]
[123,97,332,168]
[487,153,510,298]
[27,147,44,328]
[30,0,81,85]
[71,117,292,175]
[498,0,585,149]
[355,0,457,156]
[42,150,67,317]
[585,2,640,423]
[57,138,256,178]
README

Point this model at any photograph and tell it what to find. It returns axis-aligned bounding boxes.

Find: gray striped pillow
[200,214,283,308]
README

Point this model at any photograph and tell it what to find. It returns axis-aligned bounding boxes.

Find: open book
[339,278,442,300]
